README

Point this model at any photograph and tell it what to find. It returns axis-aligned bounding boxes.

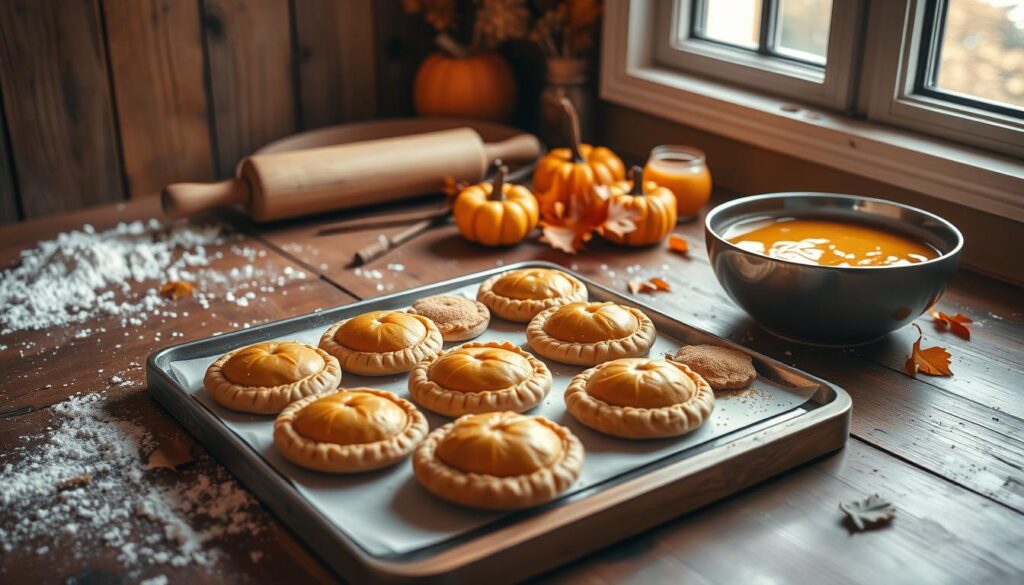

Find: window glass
[776,0,833,64]
[933,0,1024,109]
[699,0,762,48]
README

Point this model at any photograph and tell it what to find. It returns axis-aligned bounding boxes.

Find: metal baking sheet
[148,261,851,582]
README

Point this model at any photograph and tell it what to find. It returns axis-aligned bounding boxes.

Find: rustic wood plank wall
[0,0,411,223]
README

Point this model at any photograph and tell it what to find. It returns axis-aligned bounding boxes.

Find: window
[866,0,1024,157]
[601,0,1024,221]
[654,0,862,109]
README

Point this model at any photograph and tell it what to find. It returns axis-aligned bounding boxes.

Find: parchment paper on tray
[166,283,817,557]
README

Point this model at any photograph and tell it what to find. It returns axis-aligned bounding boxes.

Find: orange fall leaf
[628,277,671,295]
[931,311,972,341]
[905,325,953,378]
[160,280,194,301]
[668,234,689,255]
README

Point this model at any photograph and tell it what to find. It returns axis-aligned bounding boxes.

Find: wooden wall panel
[203,0,296,177]
[293,0,377,129]
[103,0,214,198]
[0,0,124,218]
[0,102,19,224]
[373,2,433,118]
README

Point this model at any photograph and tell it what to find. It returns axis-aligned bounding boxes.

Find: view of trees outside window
[936,0,1024,109]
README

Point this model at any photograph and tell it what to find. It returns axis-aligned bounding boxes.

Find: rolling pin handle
[483,134,542,165]
[161,178,250,219]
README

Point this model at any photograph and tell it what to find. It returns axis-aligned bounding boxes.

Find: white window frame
[601,0,1024,222]
[654,0,863,110]
[862,0,1024,158]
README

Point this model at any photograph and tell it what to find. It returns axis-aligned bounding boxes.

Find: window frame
[600,0,1024,222]
[653,0,864,110]
[862,0,1024,159]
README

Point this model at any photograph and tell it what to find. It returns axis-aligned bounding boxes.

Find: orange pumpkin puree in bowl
[728,217,938,268]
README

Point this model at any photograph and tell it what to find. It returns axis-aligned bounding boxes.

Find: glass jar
[644,145,712,222]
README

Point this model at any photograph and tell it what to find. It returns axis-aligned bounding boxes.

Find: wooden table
[2,195,1022,584]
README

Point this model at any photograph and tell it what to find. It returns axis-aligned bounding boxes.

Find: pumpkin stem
[629,165,645,196]
[435,33,469,58]
[489,161,508,202]
[558,97,584,163]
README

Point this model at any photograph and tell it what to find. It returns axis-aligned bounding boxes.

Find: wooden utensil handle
[353,217,439,266]
[162,179,249,218]
[317,207,450,236]
[484,134,541,165]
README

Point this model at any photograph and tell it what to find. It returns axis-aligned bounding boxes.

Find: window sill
[600,45,1024,222]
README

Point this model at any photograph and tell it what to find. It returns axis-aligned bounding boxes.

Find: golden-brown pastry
[408,295,490,341]
[413,411,583,510]
[274,388,428,473]
[671,344,757,392]
[565,358,715,439]
[319,310,443,376]
[526,301,656,366]
[409,341,552,416]
[477,268,587,322]
[204,341,341,414]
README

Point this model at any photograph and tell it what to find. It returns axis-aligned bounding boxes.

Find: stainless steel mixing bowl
[705,193,963,346]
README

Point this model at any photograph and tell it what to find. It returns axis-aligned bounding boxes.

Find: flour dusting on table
[0,219,307,336]
[0,392,266,572]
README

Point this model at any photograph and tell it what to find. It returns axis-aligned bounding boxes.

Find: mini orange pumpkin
[414,49,516,122]
[535,98,625,225]
[454,163,539,246]
[533,98,625,194]
[602,166,677,246]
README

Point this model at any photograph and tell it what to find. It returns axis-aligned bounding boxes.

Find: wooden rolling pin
[161,127,540,222]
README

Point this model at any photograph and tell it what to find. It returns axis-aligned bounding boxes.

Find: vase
[540,57,594,147]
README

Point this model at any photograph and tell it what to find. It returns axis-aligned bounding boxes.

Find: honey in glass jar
[644,145,712,221]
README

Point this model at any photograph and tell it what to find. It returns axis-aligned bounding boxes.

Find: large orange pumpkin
[414,51,516,122]
[601,166,677,246]
[453,164,539,246]
[534,98,625,224]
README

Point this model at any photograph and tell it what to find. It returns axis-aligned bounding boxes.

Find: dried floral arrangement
[404,0,603,57]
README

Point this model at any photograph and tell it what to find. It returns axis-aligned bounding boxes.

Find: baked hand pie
[565,358,715,439]
[408,294,490,342]
[319,310,443,376]
[526,301,657,366]
[274,388,428,473]
[477,268,587,322]
[413,411,583,510]
[409,341,552,417]
[204,341,341,414]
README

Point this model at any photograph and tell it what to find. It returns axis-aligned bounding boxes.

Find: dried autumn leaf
[628,277,670,295]
[160,280,194,301]
[541,224,585,254]
[57,473,93,492]
[649,277,672,291]
[147,434,196,471]
[599,198,640,238]
[904,325,953,378]
[839,494,896,532]
[668,234,689,255]
[931,310,973,340]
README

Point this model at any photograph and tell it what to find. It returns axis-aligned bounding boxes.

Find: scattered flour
[0,393,266,573]
[0,220,307,338]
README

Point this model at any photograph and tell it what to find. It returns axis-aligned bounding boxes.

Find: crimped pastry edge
[525,304,657,366]
[476,270,588,322]
[564,360,715,439]
[408,297,491,342]
[318,313,443,375]
[408,340,553,417]
[204,343,342,414]
[412,414,584,510]
[273,388,428,473]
